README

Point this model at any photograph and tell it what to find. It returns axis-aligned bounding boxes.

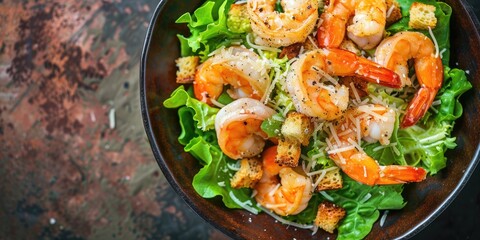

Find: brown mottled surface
[1,1,479,240]
[0,1,227,239]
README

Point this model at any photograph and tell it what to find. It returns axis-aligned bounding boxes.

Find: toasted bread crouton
[316,168,343,191]
[339,39,361,56]
[279,43,302,60]
[281,112,314,146]
[315,201,346,233]
[408,2,437,30]
[175,56,199,83]
[275,138,301,167]
[230,158,263,189]
[385,0,402,26]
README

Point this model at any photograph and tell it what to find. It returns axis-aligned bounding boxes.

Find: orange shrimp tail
[336,152,381,186]
[356,57,402,88]
[401,88,436,128]
[375,166,427,185]
[401,56,443,128]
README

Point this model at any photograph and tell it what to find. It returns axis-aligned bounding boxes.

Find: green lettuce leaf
[398,122,456,174]
[186,136,254,209]
[176,0,241,60]
[434,67,472,122]
[330,176,405,240]
[164,86,219,131]
[164,85,255,210]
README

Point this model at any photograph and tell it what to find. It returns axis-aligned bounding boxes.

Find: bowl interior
[140,0,480,239]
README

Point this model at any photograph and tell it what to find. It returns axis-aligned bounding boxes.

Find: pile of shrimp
[189,0,442,223]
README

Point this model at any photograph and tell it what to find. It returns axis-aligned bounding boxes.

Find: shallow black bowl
[140,0,480,239]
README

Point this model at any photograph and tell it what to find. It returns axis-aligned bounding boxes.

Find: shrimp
[215,98,276,160]
[194,46,270,105]
[375,31,443,128]
[327,104,427,186]
[317,0,387,50]
[254,146,312,216]
[246,0,319,47]
[285,48,401,120]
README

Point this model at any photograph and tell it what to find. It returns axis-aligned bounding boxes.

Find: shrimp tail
[401,56,443,128]
[356,57,403,88]
[376,165,427,185]
[401,87,436,128]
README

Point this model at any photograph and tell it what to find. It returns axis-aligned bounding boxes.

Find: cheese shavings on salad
[163,0,472,239]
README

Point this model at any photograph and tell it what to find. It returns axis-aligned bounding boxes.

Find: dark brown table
[0,0,478,239]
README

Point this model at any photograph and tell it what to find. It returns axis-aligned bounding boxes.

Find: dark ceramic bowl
[140,0,480,239]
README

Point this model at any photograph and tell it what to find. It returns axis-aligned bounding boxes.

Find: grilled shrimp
[317,0,387,50]
[215,98,276,160]
[285,48,401,120]
[247,0,319,47]
[194,46,270,105]
[254,146,312,216]
[327,104,427,186]
[375,31,443,128]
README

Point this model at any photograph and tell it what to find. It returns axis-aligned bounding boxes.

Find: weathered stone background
[0,0,478,240]
[0,1,228,239]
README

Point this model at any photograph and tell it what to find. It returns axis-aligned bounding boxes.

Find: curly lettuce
[176,0,243,60]
[164,86,256,209]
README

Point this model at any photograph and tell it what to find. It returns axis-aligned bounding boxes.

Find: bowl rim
[139,1,241,239]
[139,0,480,239]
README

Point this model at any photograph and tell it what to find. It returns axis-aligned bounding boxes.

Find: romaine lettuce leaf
[164,85,255,209]
[164,86,219,131]
[434,67,472,122]
[330,176,405,240]
[176,0,241,60]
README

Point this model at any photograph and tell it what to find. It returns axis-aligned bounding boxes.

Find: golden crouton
[279,43,302,60]
[230,158,263,189]
[275,138,301,167]
[281,112,314,146]
[339,39,361,56]
[315,201,346,233]
[175,56,199,83]
[316,168,343,192]
[408,2,437,30]
[385,0,402,26]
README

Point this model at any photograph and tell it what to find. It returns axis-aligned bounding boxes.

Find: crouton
[316,168,343,191]
[339,39,361,56]
[281,112,314,146]
[230,158,263,189]
[408,2,437,30]
[175,56,199,83]
[275,138,301,167]
[279,43,302,60]
[385,0,402,26]
[315,201,346,233]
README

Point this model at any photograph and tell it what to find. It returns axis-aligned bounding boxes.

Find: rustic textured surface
[0,0,479,240]
[0,1,227,239]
